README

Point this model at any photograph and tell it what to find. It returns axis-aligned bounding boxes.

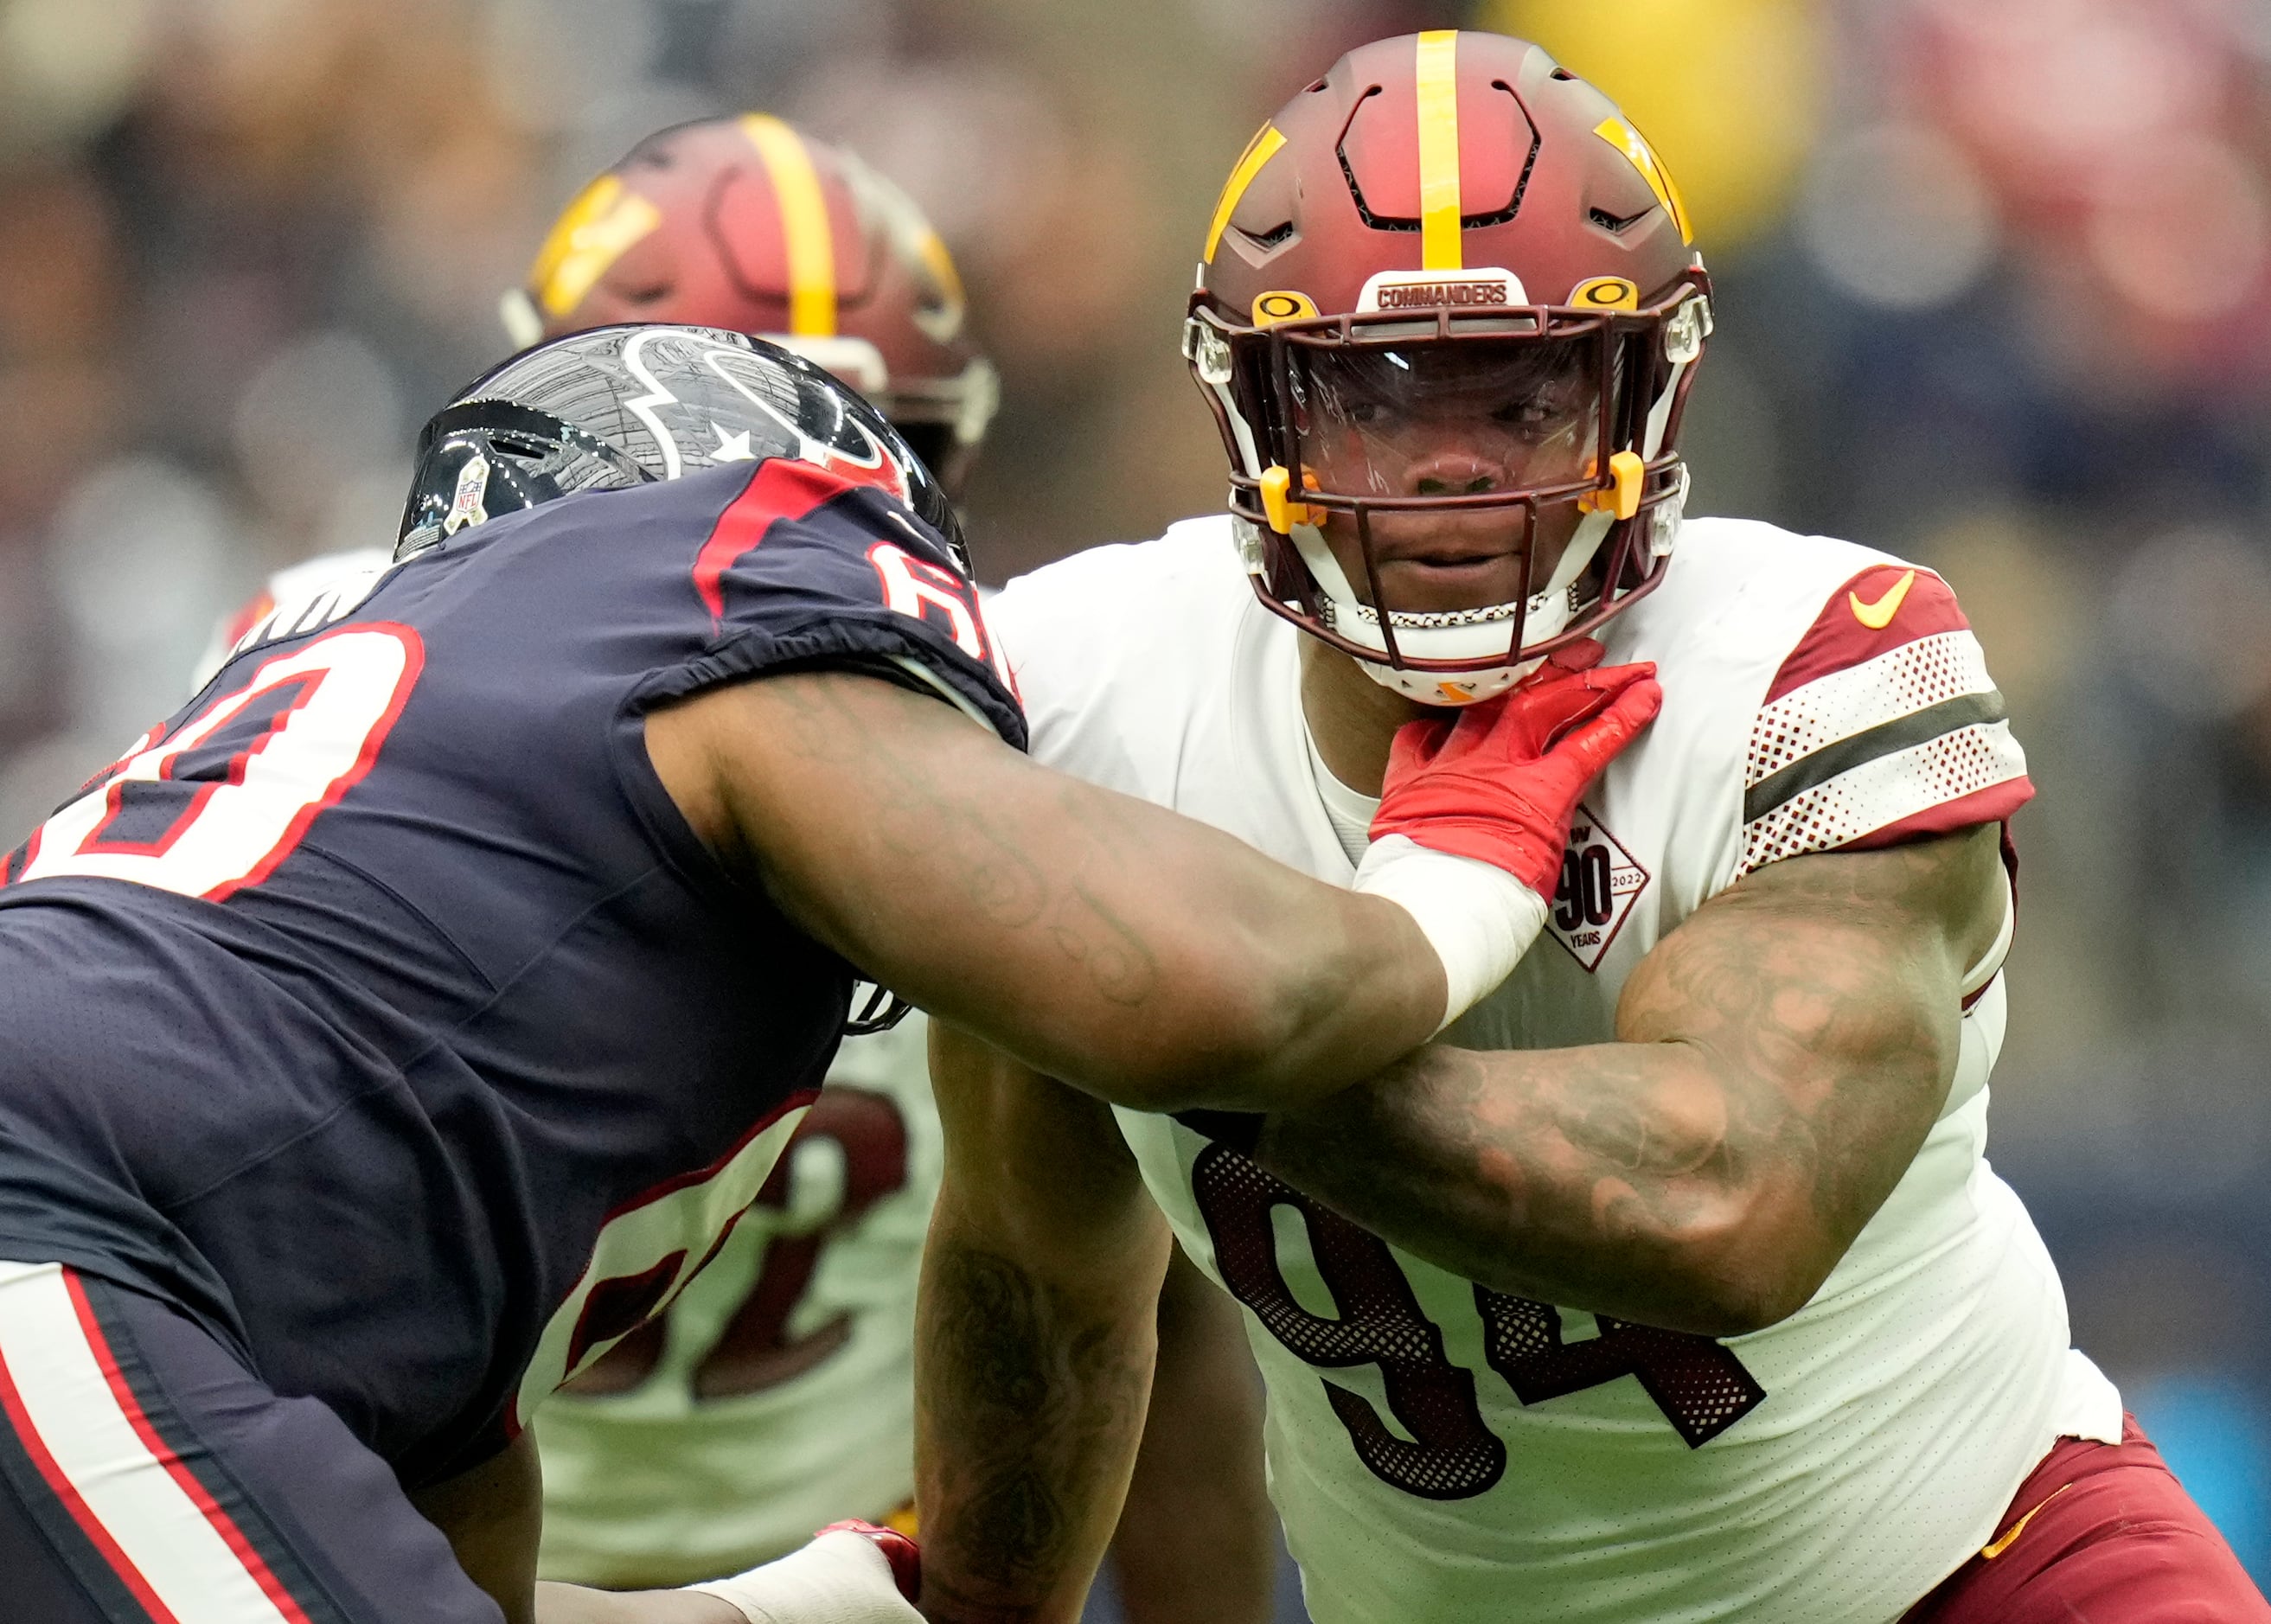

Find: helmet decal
[1415,29,1465,270]
[442,453,491,537]
[1571,275,1641,311]
[1593,115,1693,245]
[1204,124,1289,264]
[1253,291,1321,326]
[739,113,838,336]
[1356,266,1526,310]
[908,226,968,343]
[617,327,908,499]
[528,176,662,321]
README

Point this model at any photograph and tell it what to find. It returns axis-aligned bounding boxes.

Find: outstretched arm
[915,1019,1174,1624]
[1238,825,2008,1337]
[647,669,1441,1115]
[649,660,1656,1116]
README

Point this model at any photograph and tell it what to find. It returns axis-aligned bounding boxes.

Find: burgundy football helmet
[504,115,998,496]
[1186,31,1711,705]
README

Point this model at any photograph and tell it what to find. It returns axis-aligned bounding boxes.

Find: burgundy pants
[1903,1414,2269,1622]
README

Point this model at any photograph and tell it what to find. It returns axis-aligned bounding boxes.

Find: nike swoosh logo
[1980,1482,2072,1560]
[1850,569,1916,630]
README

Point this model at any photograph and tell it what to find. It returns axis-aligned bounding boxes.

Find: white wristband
[1353,834,1549,1033]
[683,1528,922,1623]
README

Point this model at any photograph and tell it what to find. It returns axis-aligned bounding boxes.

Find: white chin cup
[1281,509,1612,708]
[1359,654,1530,707]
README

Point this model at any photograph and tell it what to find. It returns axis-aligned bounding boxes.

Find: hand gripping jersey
[0,459,1019,1492]
[982,516,2121,1624]
[535,1013,941,1584]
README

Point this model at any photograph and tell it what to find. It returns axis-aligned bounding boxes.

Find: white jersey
[983,515,2121,1624]
[536,1015,942,1585]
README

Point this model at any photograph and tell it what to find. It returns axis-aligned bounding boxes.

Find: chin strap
[1287,505,1615,660]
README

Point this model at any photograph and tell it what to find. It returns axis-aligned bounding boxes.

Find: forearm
[1109,1251,1273,1624]
[1251,1039,1801,1334]
[1249,838,1992,1335]
[915,1223,1165,1624]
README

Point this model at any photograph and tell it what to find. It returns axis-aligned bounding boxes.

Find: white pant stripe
[0,1262,294,1624]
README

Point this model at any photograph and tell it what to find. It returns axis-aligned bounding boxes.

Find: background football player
[915,30,2271,1624]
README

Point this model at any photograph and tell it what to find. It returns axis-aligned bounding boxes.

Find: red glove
[1372,647,1662,897]
[816,1520,922,1605]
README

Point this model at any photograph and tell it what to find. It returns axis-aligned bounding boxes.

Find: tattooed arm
[1242,826,2009,1337]
[645,669,1445,1112]
[916,1019,1173,1624]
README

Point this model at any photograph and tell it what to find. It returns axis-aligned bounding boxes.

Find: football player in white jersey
[914,31,2270,1624]
[202,116,1281,1618]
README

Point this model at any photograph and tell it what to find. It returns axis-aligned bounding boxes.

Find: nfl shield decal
[1546,806,1649,971]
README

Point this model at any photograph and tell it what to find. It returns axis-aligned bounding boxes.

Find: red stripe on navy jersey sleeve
[1763,564,1968,704]
[693,461,871,622]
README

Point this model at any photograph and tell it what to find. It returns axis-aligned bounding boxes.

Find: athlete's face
[1288,336,1600,615]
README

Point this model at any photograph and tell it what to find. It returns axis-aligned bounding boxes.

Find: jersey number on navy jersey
[6,626,423,898]
[1193,1147,1765,1500]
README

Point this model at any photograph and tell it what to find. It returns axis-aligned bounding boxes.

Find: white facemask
[1267,508,1616,707]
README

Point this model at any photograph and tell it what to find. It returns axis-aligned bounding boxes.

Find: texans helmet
[503,116,998,496]
[1185,30,1711,705]
[398,323,963,570]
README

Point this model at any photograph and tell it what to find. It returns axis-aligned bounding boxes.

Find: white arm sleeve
[682,1529,923,1624]
[1353,834,1549,1033]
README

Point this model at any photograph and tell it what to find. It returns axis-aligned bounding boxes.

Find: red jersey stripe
[1764,565,1971,707]
[61,1271,318,1624]
[1833,777,2035,855]
[0,1320,185,1624]
[693,459,893,622]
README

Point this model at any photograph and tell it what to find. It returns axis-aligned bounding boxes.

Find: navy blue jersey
[0,458,1020,1487]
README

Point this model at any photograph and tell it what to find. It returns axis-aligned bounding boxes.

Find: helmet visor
[1284,335,1607,504]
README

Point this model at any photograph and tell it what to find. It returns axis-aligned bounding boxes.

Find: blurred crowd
[3,0,2270,1604]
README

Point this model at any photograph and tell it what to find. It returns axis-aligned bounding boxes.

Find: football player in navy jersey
[192,118,1278,1618]
[0,322,1658,1624]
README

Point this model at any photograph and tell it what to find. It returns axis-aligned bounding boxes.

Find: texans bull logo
[617,328,913,505]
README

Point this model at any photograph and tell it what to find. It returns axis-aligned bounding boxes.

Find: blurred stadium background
[3,0,2269,1611]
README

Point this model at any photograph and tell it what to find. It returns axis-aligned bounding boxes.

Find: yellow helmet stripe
[527,175,663,321]
[1415,29,1464,272]
[1204,124,1288,264]
[1594,114,1694,246]
[740,113,837,336]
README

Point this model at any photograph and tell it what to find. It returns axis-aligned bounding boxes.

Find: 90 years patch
[1546,806,1649,971]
